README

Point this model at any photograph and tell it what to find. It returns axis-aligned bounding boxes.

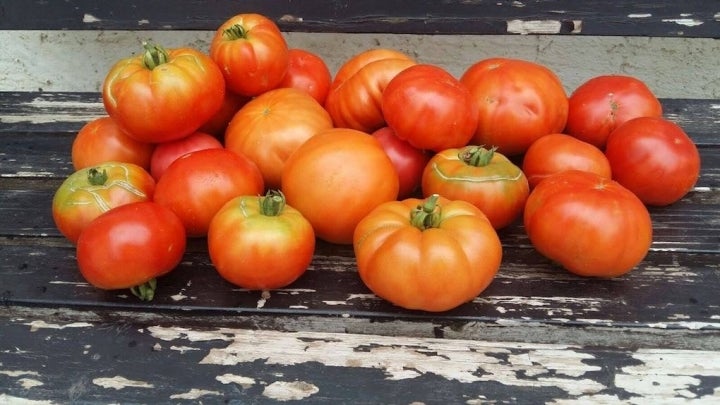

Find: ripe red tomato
[278,48,332,105]
[605,116,701,206]
[353,194,502,312]
[460,57,568,156]
[382,64,478,152]
[281,128,399,244]
[102,43,225,143]
[210,13,289,96]
[522,133,612,188]
[154,148,264,237]
[199,91,250,137]
[208,190,315,290]
[524,170,653,277]
[52,162,155,243]
[372,127,431,199]
[422,146,529,229]
[76,201,186,300]
[150,131,224,181]
[72,116,154,171]
[565,75,663,149]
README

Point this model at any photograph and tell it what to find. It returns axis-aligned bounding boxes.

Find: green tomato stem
[410,194,442,230]
[223,24,249,40]
[87,167,109,186]
[259,190,286,216]
[459,145,497,167]
[130,279,157,301]
[141,42,170,70]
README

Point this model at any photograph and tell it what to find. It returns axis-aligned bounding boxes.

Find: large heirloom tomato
[605,116,701,206]
[278,48,332,105]
[353,194,502,312]
[52,162,155,243]
[382,64,478,152]
[149,131,223,182]
[524,170,653,278]
[102,43,225,143]
[210,13,289,97]
[281,128,399,244]
[225,87,334,189]
[72,116,154,171]
[372,127,431,199]
[422,146,529,229]
[460,58,568,156]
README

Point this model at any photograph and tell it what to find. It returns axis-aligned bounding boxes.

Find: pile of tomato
[51,13,701,311]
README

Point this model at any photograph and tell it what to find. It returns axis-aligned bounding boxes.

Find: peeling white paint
[628,14,652,18]
[169,388,222,400]
[24,320,93,332]
[18,378,44,389]
[92,376,154,390]
[0,370,41,377]
[170,345,201,354]
[170,293,188,301]
[506,19,582,35]
[82,14,102,23]
[257,290,271,308]
[662,18,704,27]
[0,394,55,404]
[262,381,319,402]
[216,373,256,389]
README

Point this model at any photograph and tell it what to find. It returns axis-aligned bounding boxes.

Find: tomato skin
[524,170,653,278]
[372,127,431,199]
[278,48,332,105]
[76,201,186,291]
[382,64,478,152]
[208,192,315,290]
[154,148,264,237]
[353,195,502,312]
[605,117,701,206]
[422,146,529,229]
[522,133,612,189]
[102,44,225,143]
[460,58,568,156]
[150,131,224,182]
[199,91,250,137]
[225,88,334,190]
[565,75,662,149]
[281,128,399,245]
[52,162,155,244]
[72,116,154,171]
[210,13,289,96]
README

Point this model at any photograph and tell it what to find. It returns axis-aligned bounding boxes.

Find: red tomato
[52,162,155,243]
[565,75,663,149]
[372,127,431,199]
[210,13,289,96]
[150,131,224,181]
[281,128,399,244]
[154,148,264,237]
[278,48,332,105]
[382,64,478,152]
[524,170,653,277]
[199,91,250,137]
[460,58,568,156]
[353,194,502,312]
[76,201,186,300]
[522,133,612,188]
[208,190,315,290]
[102,43,225,143]
[422,146,529,229]
[72,116,154,171]
[605,117,701,206]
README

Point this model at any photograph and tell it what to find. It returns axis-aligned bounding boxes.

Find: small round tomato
[150,131,224,181]
[208,190,315,290]
[605,116,701,206]
[281,128,399,244]
[76,201,186,300]
[72,116,154,171]
[565,75,663,149]
[52,162,155,243]
[524,170,653,278]
[382,64,478,152]
[353,194,502,312]
[422,146,529,229]
[372,127,431,199]
[210,13,289,96]
[522,133,612,188]
[278,48,332,105]
[154,148,264,237]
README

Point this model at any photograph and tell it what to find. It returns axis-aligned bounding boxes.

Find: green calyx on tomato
[141,42,170,70]
[459,146,498,167]
[259,190,286,217]
[130,278,157,301]
[223,24,249,40]
[410,194,442,230]
[87,167,109,186]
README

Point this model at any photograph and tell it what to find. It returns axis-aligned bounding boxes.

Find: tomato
[199,91,250,137]
[52,162,155,243]
[522,133,612,189]
[281,128,399,244]
[225,87,334,189]
[76,201,186,300]
[325,48,416,132]
[102,43,225,143]
[150,131,224,182]
[208,190,315,290]
[72,116,154,171]
[524,170,653,277]
[460,57,568,156]
[353,194,502,312]
[422,146,529,229]
[605,116,701,206]
[565,75,663,149]
[210,13,289,96]
[278,48,332,105]
[372,127,431,199]
[154,148,264,237]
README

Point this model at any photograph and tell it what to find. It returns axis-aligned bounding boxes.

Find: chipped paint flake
[506,19,581,34]
[93,376,154,390]
[257,290,271,308]
[217,374,256,389]
[170,345,201,354]
[0,394,54,404]
[628,13,652,18]
[169,389,222,400]
[19,378,44,389]
[83,14,102,23]
[24,320,93,332]
[662,18,704,27]
[263,381,319,402]
[0,370,41,377]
